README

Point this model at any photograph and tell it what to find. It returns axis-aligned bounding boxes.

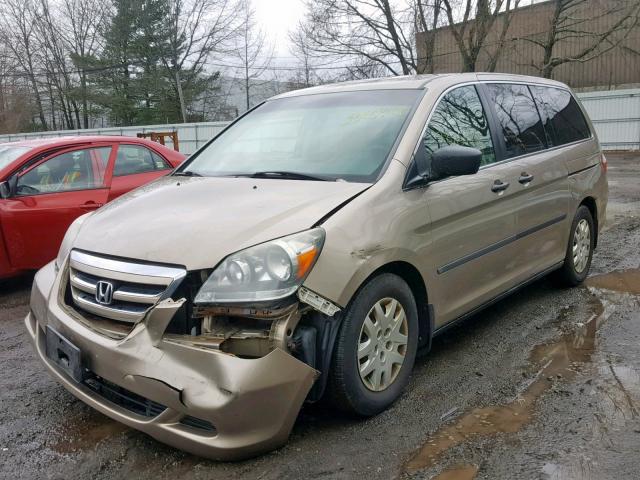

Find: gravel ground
[1,153,638,480]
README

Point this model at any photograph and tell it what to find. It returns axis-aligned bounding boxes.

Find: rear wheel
[557,205,594,286]
[327,273,419,416]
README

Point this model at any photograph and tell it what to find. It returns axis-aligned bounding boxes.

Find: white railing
[0,121,230,154]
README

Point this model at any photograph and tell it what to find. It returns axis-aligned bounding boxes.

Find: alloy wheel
[573,218,591,273]
[357,297,408,392]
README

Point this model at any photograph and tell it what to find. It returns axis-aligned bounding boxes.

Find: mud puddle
[431,465,478,480]
[49,412,128,454]
[585,268,640,295]
[404,269,638,476]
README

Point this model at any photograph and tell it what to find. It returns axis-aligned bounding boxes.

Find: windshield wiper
[173,170,202,177]
[247,171,330,181]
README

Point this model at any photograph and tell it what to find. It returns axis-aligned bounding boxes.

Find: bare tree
[0,0,246,131]
[518,0,640,78]
[160,0,241,123]
[0,46,35,133]
[486,0,520,72]
[233,0,273,111]
[288,23,319,88]
[37,0,83,130]
[0,0,48,130]
[413,0,443,73]
[440,0,517,72]
[59,0,108,128]
[299,0,419,76]
[341,58,390,80]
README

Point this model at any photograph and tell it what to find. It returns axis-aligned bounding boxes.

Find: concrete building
[416,0,640,90]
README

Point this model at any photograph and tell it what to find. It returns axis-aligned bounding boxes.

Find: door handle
[81,201,103,210]
[518,172,534,184]
[491,180,510,193]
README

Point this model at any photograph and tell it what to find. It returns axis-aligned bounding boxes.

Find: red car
[0,136,185,279]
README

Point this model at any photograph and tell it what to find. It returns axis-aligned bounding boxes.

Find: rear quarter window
[114,145,170,176]
[530,86,591,147]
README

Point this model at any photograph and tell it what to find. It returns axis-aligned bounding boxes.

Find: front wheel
[557,205,595,286]
[327,273,419,416]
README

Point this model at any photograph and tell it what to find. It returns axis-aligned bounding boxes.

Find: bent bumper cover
[26,262,317,460]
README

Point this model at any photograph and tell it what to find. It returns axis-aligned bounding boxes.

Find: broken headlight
[194,228,325,305]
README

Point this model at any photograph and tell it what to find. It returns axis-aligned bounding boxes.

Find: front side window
[114,145,170,176]
[16,147,110,196]
[486,83,547,158]
[423,85,496,168]
[181,90,422,183]
[530,86,591,147]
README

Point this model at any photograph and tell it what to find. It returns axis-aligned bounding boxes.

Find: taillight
[601,153,608,174]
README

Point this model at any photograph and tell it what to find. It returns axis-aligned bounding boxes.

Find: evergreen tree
[88,0,232,126]
[133,0,172,124]
[96,0,141,125]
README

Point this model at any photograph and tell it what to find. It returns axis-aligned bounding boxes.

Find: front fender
[303,161,431,308]
[304,240,427,308]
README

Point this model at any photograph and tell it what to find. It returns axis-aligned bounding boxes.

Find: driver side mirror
[431,145,482,180]
[0,181,11,199]
[0,175,18,199]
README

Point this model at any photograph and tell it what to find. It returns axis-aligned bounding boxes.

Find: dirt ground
[1,153,639,480]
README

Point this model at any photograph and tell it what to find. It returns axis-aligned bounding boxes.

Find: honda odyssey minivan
[26,73,608,459]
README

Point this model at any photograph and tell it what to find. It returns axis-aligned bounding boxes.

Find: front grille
[84,375,167,418]
[68,250,186,325]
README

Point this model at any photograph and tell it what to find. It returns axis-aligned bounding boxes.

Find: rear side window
[485,83,547,158]
[530,86,591,147]
[114,145,170,176]
[423,85,496,167]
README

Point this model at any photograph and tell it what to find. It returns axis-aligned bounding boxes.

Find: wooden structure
[136,131,180,152]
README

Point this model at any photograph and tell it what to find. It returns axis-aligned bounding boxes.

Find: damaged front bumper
[25,261,318,460]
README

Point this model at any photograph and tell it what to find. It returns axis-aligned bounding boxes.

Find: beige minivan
[26,73,608,459]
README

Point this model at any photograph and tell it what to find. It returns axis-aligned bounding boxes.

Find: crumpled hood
[73,176,368,269]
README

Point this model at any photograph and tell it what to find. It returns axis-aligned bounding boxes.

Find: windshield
[181,90,422,182]
[0,145,32,170]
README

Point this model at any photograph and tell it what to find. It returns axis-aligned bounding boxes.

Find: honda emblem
[95,280,114,305]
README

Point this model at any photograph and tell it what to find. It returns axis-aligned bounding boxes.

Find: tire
[557,205,595,286]
[327,273,419,416]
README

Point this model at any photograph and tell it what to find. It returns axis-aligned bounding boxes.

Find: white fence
[577,89,640,151]
[0,88,638,151]
[0,121,230,155]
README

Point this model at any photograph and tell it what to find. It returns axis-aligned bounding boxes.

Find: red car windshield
[0,145,32,170]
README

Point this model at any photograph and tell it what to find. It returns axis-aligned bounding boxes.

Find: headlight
[55,213,92,272]
[194,228,325,305]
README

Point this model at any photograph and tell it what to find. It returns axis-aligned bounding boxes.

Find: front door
[0,145,113,270]
[418,85,525,325]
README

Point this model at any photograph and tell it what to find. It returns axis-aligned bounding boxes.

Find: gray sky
[254,0,306,58]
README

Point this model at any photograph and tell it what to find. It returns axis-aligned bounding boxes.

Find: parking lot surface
[1,153,639,479]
